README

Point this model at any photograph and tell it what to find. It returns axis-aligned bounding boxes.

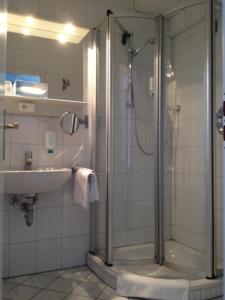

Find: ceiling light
[0,12,7,23]
[64,23,75,35]
[7,13,89,44]
[22,27,30,36]
[58,34,68,44]
[26,16,34,26]
[0,12,7,34]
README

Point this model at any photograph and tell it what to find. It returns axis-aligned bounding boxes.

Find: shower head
[122,31,131,45]
[129,38,155,57]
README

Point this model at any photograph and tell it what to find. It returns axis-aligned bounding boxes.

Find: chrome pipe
[205,0,216,279]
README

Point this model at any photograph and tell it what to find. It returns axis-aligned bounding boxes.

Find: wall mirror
[5,4,90,102]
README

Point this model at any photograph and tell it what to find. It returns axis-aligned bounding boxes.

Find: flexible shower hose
[130,57,176,156]
[129,56,154,156]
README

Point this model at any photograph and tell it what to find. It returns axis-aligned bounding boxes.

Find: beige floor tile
[22,274,54,288]
[62,267,90,281]
[3,282,17,298]
[72,281,105,299]
[98,286,127,300]
[46,277,79,293]
[6,285,40,300]
[43,270,65,278]
[4,275,29,284]
[64,294,94,300]
[30,290,65,300]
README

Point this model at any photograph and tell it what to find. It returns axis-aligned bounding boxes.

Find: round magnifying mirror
[60,111,79,135]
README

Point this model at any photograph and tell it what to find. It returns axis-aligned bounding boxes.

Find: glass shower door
[215,0,223,273]
[163,2,208,276]
[95,20,107,261]
[112,16,156,263]
[94,13,157,265]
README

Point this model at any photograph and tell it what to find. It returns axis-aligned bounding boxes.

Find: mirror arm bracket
[79,115,89,129]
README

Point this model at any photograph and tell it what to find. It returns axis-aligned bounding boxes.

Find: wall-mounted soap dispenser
[45,131,56,154]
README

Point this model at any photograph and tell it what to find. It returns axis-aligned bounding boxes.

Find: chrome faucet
[25,151,32,170]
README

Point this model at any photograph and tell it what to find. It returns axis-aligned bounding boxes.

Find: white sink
[3,167,72,194]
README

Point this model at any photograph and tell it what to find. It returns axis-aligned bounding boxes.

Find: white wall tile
[38,145,64,167]
[38,117,63,146]
[113,230,127,247]
[113,202,127,231]
[38,189,63,208]
[37,207,62,240]
[127,201,146,229]
[3,210,9,244]
[9,242,36,277]
[9,209,36,244]
[4,143,11,169]
[62,178,74,206]
[174,33,188,69]
[113,174,127,202]
[63,127,88,146]
[10,144,38,169]
[62,236,86,268]
[174,200,189,230]
[63,145,86,167]
[62,205,90,237]
[128,174,146,201]
[127,228,146,245]
[3,245,9,278]
[36,239,61,272]
[10,115,38,144]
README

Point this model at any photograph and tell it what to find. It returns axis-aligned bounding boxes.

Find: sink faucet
[25,151,32,170]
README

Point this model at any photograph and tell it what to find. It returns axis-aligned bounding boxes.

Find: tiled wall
[3,113,92,278]
[167,5,213,255]
[3,0,134,277]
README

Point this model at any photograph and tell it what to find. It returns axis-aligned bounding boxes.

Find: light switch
[19,102,36,113]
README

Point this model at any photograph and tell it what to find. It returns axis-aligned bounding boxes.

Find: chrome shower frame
[205,0,217,279]
[154,14,165,265]
[90,1,222,279]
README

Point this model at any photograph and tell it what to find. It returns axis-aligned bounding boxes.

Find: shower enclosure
[88,0,223,285]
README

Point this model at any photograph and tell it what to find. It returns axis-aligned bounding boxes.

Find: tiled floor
[3,266,128,300]
[3,266,223,300]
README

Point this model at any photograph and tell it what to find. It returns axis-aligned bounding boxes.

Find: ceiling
[134,0,184,16]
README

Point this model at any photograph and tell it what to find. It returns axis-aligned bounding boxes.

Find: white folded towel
[117,273,189,300]
[73,168,99,209]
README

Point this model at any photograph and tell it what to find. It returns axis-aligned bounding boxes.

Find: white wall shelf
[2,95,87,117]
